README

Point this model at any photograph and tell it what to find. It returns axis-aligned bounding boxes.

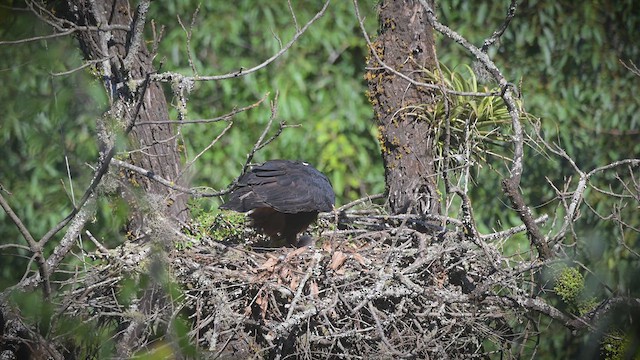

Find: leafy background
[1,0,638,357]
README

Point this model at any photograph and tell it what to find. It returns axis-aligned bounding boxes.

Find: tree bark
[57,0,190,226]
[366,0,440,216]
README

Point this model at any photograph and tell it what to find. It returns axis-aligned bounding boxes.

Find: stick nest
[57,209,528,359]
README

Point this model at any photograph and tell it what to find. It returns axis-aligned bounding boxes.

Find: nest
[56,209,530,359]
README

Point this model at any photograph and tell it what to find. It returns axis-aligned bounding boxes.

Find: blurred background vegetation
[1,0,638,357]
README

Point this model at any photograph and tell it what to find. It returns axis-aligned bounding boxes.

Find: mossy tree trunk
[366,0,440,216]
[57,0,190,227]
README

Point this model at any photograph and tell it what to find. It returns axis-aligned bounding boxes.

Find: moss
[377,125,389,154]
[577,296,598,316]
[601,331,633,360]
[554,267,584,304]
[186,209,246,242]
[209,211,247,240]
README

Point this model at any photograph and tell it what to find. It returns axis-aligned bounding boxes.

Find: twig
[238,93,301,177]
[135,93,267,125]
[176,4,200,75]
[287,0,300,32]
[481,214,549,241]
[367,301,409,358]
[480,0,518,53]
[0,193,51,298]
[178,120,234,180]
[620,59,640,77]
[50,57,113,77]
[85,230,109,254]
[110,158,231,198]
[45,195,97,273]
[286,252,322,321]
[335,193,385,212]
[419,0,551,259]
[111,158,195,195]
[0,29,76,45]
[147,1,331,84]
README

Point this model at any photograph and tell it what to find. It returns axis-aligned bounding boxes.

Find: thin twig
[135,93,267,126]
[147,1,331,84]
[50,57,113,77]
[480,0,518,53]
[0,193,51,298]
[178,120,234,180]
[419,0,550,259]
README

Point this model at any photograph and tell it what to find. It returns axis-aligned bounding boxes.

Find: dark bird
[220,160,335,246]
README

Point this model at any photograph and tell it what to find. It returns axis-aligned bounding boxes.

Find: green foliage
[0,11,120,284]
[8,289,117,357]
[147,1,383,204]
[438,13,640,353]
[439,0,640,228]
[552,267,603,322]
[207,211,247,241]
[10,290,54,337]
[423,64,517,162]
[2,1,639,358]
[54,315,117,358]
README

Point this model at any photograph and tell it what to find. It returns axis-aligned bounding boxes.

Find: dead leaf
[285,246,307,260]
[352,253,370,266]
[290,275,299,291]
[258,257,279,272]
[280,266,290,280]
[256,293,268,319]
[309,281,319,297]
[322,241,332,252]
[329,251,348,271]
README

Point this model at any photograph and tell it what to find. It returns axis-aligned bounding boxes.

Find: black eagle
[220,160,335,246]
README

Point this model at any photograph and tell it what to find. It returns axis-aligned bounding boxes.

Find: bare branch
[178,120,234,180]
[481,214,549,241]
[335,193,385,213]
[620,59,640,77]
[419,0,551,259]
[147,1,331,84]
[134,93,268,126]
[0,28,76,45]
[111,159,196,195]
[177,5,201,75]
[0,193,51,298]
[45,195,97,273]
[480,0,518,53]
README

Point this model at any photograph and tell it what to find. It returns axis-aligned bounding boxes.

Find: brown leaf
[258,257,279,272]
[329,251,348,271]
[290,275,299,291]
[280,267,290,281]
[309,281,319,297]
[322,240,333,252]
[286,246,307,260]
[256,293,268,319]
[352,253,370,266]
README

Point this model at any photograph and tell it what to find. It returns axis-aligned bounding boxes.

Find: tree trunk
[366,0,440,216]
[57,0,190,226]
